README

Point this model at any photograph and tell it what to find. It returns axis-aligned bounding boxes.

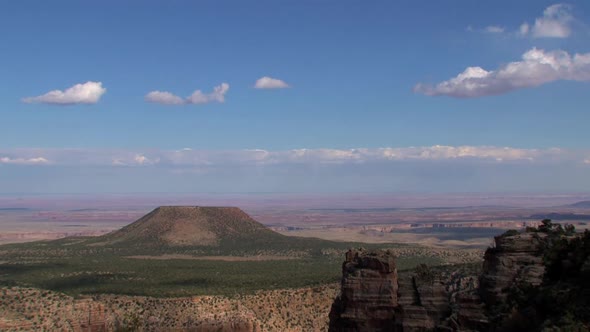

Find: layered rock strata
[329,232,567,331]
[328,249,451,332]
[478,232,547,305]
[329,249,399,331]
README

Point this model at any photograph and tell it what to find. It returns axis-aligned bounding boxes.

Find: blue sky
[1,1,589,193]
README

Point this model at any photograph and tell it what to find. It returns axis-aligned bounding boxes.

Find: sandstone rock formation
[479,232,547,306]
[329,225,590,331]
[454,292,489,331]
[328,249,452,332]
[329,249,399,331]
[398,274,450,331]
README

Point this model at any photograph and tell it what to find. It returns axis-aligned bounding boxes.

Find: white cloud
[525,3,574,38]
[1,146,584,168]
[134,155,149,165]
[22,81,106,105]
[134,154,159,165]
[268,146,548,164]
[145,83,229,105]
[383,146,541,162]
[519,23,530,36]
[112,159,127,166]
[476,4,578,38]
[254,76,290,89]
[485,26,505,33]
[187,83,229,104]
[414,48,590,98]
[145,91,185,105]
[0,157,49,165]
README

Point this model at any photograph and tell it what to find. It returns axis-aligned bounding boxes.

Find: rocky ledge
[329,221,590,331]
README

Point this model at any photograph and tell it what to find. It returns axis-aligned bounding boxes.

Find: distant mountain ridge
[528,212,590,221]
[567,201,590,208]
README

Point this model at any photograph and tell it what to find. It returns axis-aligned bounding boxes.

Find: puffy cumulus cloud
[472,4,578,39]
[22,81,106,105]
[2,146,585,168]
[145,91,184,105]
[414,48,590,98]
[0,156,49,165]
[254,76,290,89]
[521,3,574,38]
[145,83,230,105]
[187,83,229,104]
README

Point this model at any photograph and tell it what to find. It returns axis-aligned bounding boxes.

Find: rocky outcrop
[395,274,450,331]
[479,232,547,305]
[328,249,399,331]
[328,249,452,332]
[480,228,590,330]
[329,225,590,332]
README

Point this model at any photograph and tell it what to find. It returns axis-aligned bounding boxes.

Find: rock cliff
[328,249,451,331]
[329,223,590,331]
[479,232,547,306]
[328,249,399,331]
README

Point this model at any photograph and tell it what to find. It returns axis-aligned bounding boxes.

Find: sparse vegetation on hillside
[0,207,469,297]
[0,285,340,331]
